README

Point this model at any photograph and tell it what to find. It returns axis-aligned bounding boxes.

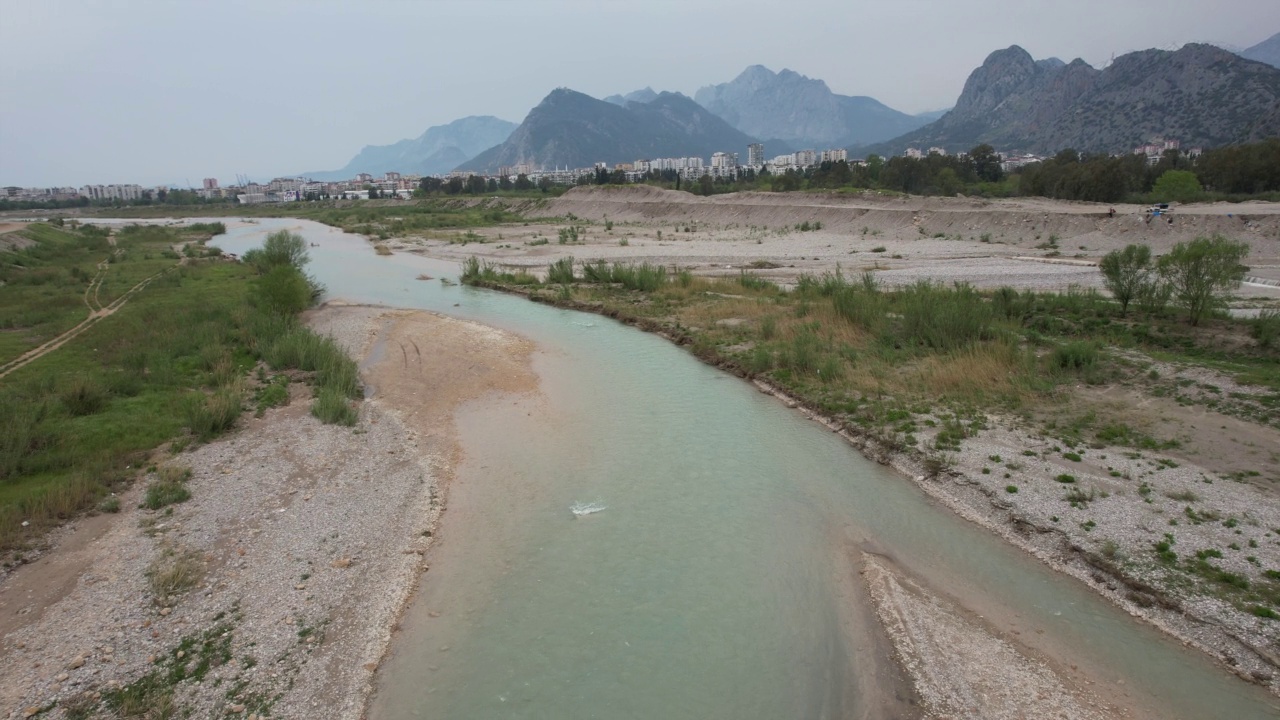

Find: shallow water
[210,219,1280,719]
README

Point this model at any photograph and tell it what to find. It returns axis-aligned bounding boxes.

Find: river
[211,218,1279,719]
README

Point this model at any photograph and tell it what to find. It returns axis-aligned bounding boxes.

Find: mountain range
[459,89,766,173]
[869,43,1280,156]
[303,116,516,181]
[693,65,933,149]
[1241,31,1280,69]
[302,36,1280,180]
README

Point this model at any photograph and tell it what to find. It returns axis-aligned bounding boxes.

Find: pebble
[68,656,85,669]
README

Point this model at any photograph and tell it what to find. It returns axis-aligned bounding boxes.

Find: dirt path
[0,258,177,380]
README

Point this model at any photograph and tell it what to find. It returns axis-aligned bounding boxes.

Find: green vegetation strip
[1,225,360,554]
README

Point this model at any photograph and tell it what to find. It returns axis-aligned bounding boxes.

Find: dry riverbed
[0,305,535,720]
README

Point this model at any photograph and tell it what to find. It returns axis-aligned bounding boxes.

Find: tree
[969,144,1003,183]
[1099,244,1153,316]
[419,177,444,194]
[1157,235,1249,325]
[515,173,534,191]
[1151,170,1202,203]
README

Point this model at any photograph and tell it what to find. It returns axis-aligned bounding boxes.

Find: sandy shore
[0,304,536,720]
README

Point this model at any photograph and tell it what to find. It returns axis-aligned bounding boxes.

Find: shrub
[547,257,576,284]
[252,265,313,315]
[144,466,192,510]
[258,229,310,269]
[894,281,990,351]
[312,387,357,426]
[1005,485,1018,493]
[61,377,108,416]
[1055,473,1077,483]
[1253,309,1280,349]
[146,544,205,600]
[184,388,242,441]
[255,379,289,415]
[1052,341,1098,372]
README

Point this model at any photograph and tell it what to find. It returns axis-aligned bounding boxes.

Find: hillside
[459,89,760,172]
[870,43,1280,156]
[1241,31,1280,69]
[305,116,516,180]
[693,65,930,149]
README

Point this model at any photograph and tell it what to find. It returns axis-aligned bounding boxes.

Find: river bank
[461,278,1280,709]
[0,304,537,720]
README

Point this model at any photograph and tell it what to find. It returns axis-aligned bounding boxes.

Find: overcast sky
[2,0,1277,187]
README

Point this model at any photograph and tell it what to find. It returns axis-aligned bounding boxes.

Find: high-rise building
[747,143,764,167]
[202,178,219,189]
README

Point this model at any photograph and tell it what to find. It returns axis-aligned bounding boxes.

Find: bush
[61,377,108,416]
[312,387,357,426]
[1052,341,1098,372]
[893,281,990,351]
[547,256,576,284]
[184,388,242,441]
[258,229,310,269]
[1253,309,1280,349]
[252,265,313,316]
[144,466,192,510]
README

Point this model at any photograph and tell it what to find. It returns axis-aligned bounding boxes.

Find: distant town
[3,139,1201,207]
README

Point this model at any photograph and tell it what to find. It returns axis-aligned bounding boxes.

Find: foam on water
[570,501,607,517]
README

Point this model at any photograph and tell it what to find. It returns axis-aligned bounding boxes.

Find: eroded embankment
[540,186,1280,258]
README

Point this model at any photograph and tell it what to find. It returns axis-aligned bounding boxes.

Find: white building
[904,148,924,159]
[819,149,848,163]
[747,143,764,167]
[80,184,144,201]
[795,150,817,167]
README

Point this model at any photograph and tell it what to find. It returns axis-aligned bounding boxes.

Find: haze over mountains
[307,35,1280,180]
[694,65,932,148]
[459,89,764,173]
[871,43,1280,156]
[304,116,516,181]
[1241,31,1280,68]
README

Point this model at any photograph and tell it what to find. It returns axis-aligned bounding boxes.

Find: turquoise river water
[211,218,1279,719]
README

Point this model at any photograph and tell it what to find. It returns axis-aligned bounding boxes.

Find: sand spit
[863,554,1116,719]
[0,305,537,720]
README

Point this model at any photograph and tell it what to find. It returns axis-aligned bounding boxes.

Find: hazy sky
[2,0,1277,187]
